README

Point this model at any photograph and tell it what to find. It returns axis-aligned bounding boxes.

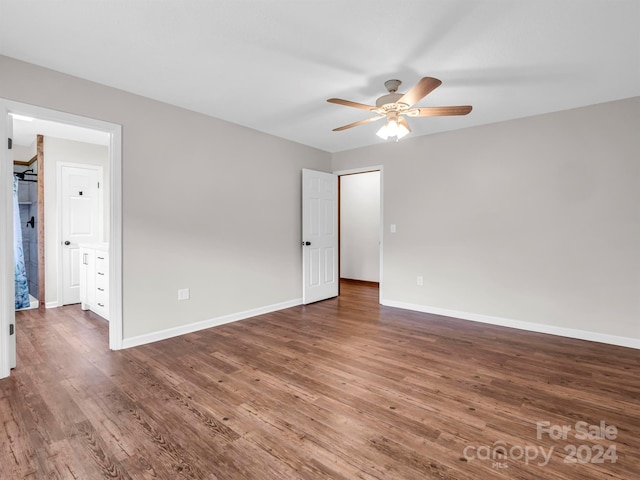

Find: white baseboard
[122,298,303,349]
[45,301,58,309]
[381,299,640,350]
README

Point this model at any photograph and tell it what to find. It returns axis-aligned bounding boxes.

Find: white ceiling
[10,116,110,148]
[1,1,638,153]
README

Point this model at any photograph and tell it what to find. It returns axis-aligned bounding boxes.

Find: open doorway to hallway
[338,169,381,287]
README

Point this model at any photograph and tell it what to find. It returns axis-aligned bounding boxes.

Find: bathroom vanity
[79,243,109,321]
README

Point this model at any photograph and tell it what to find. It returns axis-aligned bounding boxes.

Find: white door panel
[60,164,102,305]
[302,169,338,304]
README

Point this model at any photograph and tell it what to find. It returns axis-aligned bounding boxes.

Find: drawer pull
[97,303,104,307]
[97,272,105,275]
[97,256,105,260]
[98,287,104,292]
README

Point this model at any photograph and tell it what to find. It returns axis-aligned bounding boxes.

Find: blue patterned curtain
[14,176,30,309]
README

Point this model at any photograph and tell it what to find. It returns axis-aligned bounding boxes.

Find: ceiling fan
[327,77,472,140]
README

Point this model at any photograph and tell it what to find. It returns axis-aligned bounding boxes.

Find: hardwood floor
[2,280,639,479]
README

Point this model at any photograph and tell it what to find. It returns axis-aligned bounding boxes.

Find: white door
[60,164,102,305]
[302,169,338,304]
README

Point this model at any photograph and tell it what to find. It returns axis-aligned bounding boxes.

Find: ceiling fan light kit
[327,76,472,141]
[376,112,410,141]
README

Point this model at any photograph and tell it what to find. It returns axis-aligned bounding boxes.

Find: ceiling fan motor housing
[376,93,412,116]
[376,93,403,108]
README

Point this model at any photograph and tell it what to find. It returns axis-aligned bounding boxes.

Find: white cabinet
[79,243,109,321]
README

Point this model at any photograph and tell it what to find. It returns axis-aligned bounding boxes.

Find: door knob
[302,241,311,246]
[64,240,71,246]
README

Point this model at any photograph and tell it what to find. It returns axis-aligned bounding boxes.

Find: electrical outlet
[417,276,423,286]
[178,288,190,300]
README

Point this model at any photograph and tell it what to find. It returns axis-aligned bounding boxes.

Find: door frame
[334,165,384,304]
[57,162,104,307]
[0,99,123,378]
[2,103,15,371]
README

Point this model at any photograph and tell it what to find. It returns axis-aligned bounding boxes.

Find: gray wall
[1,55,331,340]
[3,54,639,347]
[333,97,640,343]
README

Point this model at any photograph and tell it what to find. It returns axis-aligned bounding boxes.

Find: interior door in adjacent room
[60,163,102,305]
[302,169,338,304]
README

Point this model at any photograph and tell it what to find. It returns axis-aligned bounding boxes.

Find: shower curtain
[13,176,30,309]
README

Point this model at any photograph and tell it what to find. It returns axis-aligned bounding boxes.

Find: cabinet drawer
[95,255,108,275]
[95,273,108,290]
[96,286,107,300]
[95,288,109,306]
[95,288,109,319]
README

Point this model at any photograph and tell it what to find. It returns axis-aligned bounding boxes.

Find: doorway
[58,162,104,306]
[301,166,383,304]
[339,170,381,285]
[1,100,123,378]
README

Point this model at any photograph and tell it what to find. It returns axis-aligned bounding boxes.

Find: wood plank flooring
[1,280,639,479]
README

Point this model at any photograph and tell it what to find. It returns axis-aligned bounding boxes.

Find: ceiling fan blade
[327,98,377,110]
[398,116,411,132]
[332,115,385,131]
[408,105,473,117]
[397,77,442,107]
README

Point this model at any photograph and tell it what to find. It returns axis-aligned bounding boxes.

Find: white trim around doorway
[333,165,384,304]
[0,99,123,378]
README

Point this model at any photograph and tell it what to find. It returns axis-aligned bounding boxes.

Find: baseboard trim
[121,298,303,349]
[340,278,380,287]
[45,301,58,309]
[381,299,640,350]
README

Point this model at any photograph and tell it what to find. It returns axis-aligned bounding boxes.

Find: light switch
[390,224,396,233]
